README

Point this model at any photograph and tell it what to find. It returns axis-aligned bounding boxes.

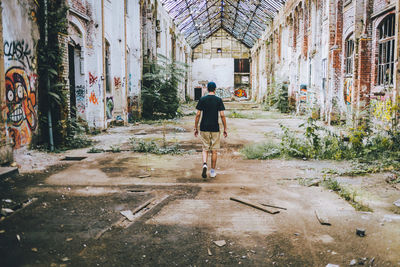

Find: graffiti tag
[75,85,86,114]
[4,40,34,70]
[106,97,114,119]
[89,72,98,86]
[89,92,99,105]
[114,77,122,89]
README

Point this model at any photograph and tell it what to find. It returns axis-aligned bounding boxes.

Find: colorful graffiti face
[344,78,352,106]
[4,67,37,148]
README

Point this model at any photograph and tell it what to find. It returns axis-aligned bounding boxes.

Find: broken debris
[393,199,400,207]
[213,240,226,247]
[350,259,357,266]
[230,197,280,214]
[120,210,135,221]
[207,247,212,256]
[356,228,366,237]
[259,203,287,210]
[325,264,339,267]
[1,208,14,216]
[315,210,331,226]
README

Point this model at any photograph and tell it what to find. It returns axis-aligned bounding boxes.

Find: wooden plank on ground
[230,197,280,214]
[315,210,331,226]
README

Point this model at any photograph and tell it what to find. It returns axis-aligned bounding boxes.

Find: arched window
[344,34,354,75]
[377,14,395,86]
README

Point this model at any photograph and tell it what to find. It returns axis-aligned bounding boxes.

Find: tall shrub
[141,55,187,119]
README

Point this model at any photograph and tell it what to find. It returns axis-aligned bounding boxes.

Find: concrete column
[395,0,400,104]
[0,0,13,164]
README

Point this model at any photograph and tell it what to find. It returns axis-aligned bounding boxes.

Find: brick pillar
[395,1,400,103]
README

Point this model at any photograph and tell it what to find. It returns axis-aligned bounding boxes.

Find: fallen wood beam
[230,197,280,214]
[259,203,287,210]
[315,210,331,226]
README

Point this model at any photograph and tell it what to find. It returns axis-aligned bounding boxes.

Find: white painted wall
[192,58,234,92]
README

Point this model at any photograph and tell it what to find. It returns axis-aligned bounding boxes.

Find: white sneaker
[210,169,216,178]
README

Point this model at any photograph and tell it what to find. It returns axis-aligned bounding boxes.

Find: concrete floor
[1,104,399,266]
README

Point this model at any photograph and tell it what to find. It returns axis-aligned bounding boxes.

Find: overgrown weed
[130,138,183,155]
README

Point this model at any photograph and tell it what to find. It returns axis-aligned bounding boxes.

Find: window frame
[344,34,354,77]
[377,14,395,87]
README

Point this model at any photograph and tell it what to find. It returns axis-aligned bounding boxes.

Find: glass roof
[159,0,287,48]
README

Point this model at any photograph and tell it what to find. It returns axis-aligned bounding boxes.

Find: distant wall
[192,58,234,92]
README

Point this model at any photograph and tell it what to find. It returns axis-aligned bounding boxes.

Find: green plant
[110,145,121,153]
[129,137,183,155]
[87,147,104,153]
[141,54,188,120]
[241,141,281,160]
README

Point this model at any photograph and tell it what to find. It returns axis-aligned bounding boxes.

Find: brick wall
[69,0,87,15]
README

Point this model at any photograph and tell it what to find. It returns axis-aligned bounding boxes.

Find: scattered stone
[393,199,400,208]
[66,238,73,242]
[0,230,5,234]
[350,259,357,265]
[3,199,12,203]
[242,256,246,259]
[358,257,367,265]
[1,208,14,216]
[325,264,339,267]
[250,250,256,254]
[356,228,366,237]
[369,257,375,265]
[213,240,226,247]
[120,210,135,221]
[16,234,21,242]
[331,251,337,255]
[207,248,212,256]
[31,248,38,252]
[294,233,300,236]
[61,257,70,262]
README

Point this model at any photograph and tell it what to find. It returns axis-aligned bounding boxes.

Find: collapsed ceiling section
[159,0,287,48]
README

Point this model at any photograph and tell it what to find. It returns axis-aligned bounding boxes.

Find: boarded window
[234,59,250,73]
[377,14,395,86]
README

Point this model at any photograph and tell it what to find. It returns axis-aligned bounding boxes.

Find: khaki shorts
[200,131,221,151]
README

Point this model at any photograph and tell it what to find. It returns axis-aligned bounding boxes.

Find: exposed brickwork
[69,0,87,16]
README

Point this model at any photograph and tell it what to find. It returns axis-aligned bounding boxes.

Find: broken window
[105,40,111,93]
[344,35,354,76]
[377,14,395,86]
[235,59,250,73]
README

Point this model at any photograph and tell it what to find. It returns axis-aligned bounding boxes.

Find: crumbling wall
[251,0,399,127]
[2,0,39,148]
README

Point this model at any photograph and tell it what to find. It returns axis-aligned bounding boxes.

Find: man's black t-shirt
[196,94,225,132]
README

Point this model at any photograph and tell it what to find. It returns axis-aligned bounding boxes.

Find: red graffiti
[89,92,99,105]
[234,88,247,98]
[114,77,121,88]
[89,72,98,86]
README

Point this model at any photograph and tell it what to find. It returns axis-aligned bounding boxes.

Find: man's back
[196,95,225,132]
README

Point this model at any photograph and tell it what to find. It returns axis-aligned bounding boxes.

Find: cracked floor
[1,104,400,266]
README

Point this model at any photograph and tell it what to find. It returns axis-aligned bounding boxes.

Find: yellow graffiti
[372,98,393,122]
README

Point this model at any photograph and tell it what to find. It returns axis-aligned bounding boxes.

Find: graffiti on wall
[75,85,86,114]
[299,85,307,103]
[114,77,122,89]
[344,78,352,105]
[215,88,232,98]
[106,97,114,119]
[4,67,37,148]
[234,88,247,98]
[89,72,98,86]
[372,96,393,123]
[4,40,35,71]
[89,91,99,105]
[128,74,132,92]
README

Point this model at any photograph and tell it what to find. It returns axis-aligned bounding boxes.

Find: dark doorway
[68,44,77,118]
[194,87,202,100]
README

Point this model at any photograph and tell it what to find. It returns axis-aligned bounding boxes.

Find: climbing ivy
[35,0,69,149]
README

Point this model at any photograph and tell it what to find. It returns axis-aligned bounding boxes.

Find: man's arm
[194,110,201,137]
[220,111,227,138]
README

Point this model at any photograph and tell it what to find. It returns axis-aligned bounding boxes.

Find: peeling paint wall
[2,0,39,148]
[251,0,399,126]
[192,28,250,99]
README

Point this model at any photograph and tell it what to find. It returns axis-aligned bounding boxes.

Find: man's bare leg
[210,150,217,177]
[202,149,208,178]
[211,150,217,169]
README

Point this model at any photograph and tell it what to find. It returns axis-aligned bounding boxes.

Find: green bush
[241,141,281,159]
[142,55,187,120]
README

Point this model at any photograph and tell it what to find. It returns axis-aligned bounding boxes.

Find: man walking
[194,82,227,179]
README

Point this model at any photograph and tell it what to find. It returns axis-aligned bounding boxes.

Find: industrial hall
[0,0,399,266]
